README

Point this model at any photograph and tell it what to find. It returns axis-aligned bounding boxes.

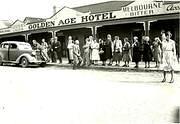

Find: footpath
[47,58,180,73]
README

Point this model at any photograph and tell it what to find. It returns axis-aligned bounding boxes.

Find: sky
[0,0,175,22]
[0,0,123,21]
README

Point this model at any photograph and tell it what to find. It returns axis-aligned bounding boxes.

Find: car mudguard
[16,53,34,63]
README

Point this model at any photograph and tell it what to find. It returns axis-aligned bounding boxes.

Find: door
[0,43,10,61]
[132,29,143,42]
[131,30,143,58]
[9,43,19,61]
[58,36,66,57]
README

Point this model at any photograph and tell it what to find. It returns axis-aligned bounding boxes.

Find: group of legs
[49,50,62,63]
[162,70,174,83]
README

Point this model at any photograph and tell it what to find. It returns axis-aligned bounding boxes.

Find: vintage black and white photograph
[0,0,180,123]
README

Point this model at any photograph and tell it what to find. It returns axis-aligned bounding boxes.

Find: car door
[0,43,10,61]
[9,43,19,61]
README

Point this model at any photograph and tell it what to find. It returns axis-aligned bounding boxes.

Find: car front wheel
[20,57,29,68]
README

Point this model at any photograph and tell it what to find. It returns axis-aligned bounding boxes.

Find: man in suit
[53,37,62,64]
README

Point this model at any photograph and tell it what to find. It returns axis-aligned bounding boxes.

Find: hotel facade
[0,1,179,57]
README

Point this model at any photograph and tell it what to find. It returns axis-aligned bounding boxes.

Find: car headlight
[31,51,36,56]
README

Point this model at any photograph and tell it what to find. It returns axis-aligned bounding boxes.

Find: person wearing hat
[143,36,153,68]
[132,36,141,68]
[67,36,74,64]
[161,31,176,83]
[99,39,107,66]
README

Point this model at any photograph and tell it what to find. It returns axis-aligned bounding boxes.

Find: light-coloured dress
[123,42,131,62]
[83,42,90,65]
[113,39,123,61]
[41,42,48,53]
[41,42,49,61]
[91,42,100,61]
[162,39,176,71]
[67,40,74,60]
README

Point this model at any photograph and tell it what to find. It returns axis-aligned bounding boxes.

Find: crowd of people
[30,30,177,83]
[31,37,62,64]
[66,31,176,69]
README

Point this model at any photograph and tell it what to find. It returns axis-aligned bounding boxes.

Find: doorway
[57,36,66,57]
[132,29,143,42]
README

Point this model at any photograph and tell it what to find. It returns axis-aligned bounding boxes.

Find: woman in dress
[82,37,90,66]
[41,38,50,62]
[99,39,107,66]
[143,36,153,68]
[112,36,123,66]
[105,34,113,66]
[152,37,162,68]
[132,36,141,68]
[91,39,100,65]
[161,31,176,83]
[67,36,74,64]
[89,35,94,65]
[122,37,131,67]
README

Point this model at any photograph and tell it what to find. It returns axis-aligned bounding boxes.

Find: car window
[18,43,32,50]
[10,44,17,49]
[3,43,9,49]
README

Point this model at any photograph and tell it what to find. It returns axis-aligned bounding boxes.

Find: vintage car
[0,41,47,67]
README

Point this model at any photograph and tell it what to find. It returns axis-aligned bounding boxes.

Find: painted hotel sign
[0,1,179,35]
[28,21,55,30]
[58,12,116,25]
[122,2,180,17]
[122,2,162,17]
[28,12,116,30]
[24,2,180,30]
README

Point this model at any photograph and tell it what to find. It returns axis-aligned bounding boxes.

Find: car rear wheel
[0,56,3,66]
[20,57,29,68]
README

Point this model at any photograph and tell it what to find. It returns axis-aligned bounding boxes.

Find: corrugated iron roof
[0,20,13,29]
[73,0,180,13]
[23,17,46,24]
[73,1,134,13]
[157,1,180,4]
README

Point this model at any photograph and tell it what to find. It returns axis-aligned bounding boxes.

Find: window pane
[10,44,17,49]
